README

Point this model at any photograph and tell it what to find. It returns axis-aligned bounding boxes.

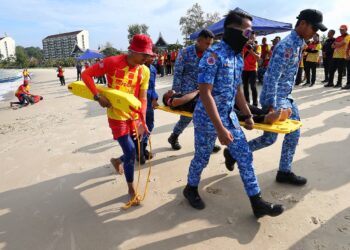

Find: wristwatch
[93,93,101,101]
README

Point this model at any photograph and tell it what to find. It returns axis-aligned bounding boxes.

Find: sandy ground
[0,67,349,250]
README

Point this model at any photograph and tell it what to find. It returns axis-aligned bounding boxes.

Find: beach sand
[0,68,349,249]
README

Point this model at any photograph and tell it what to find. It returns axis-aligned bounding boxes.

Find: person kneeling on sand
[10,79,43,108]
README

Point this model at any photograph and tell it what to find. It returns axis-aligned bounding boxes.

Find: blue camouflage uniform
[172,45,202,136]
[143,64,158,147]
[248,30,305,173]
[187,41,260,197]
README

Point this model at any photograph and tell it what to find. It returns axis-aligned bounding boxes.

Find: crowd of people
[151,49,179,77]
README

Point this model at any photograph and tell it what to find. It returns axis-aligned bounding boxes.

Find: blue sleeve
[147,66,158,100]
[198,51,219,85]
[262,44,286,108]
[172,49,185,92]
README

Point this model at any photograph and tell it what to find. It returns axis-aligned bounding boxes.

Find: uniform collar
[291,30,305,47]
[221,40,241,57]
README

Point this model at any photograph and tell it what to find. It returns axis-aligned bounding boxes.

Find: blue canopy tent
[189,7,292,40]
[77,49,104,60]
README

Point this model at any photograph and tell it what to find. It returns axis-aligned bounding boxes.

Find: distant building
[0,36,16,60]
[155,32,168,50]
[42,30,89,60]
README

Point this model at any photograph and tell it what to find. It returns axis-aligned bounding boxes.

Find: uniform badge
[207,57,215,65]
[284,48,293,59]
[99,62,104,68]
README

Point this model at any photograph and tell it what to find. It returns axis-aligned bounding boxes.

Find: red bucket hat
[128,34,154,55]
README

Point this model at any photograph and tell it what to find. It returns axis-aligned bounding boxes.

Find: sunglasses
[226,27,254,38]
[242,28,254,39]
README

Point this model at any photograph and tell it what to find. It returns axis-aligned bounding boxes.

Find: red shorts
[108,118,136,140]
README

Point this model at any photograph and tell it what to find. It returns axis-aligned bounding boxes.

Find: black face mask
[223,27,249,53]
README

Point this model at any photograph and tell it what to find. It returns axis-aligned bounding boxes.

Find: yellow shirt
[306,43,322,63]
[333,35,350,59]
[107,64,150,121]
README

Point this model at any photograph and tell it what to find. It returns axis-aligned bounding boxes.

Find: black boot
[341,84,350,90]
[212,144,221,153]
[276,171,307,185]
[223,148,236,171]
[144,149,153,160]
[250,193,284,218]
[334,83,342,88]
[183,184,205,210]
[136,153,146,165]
[168,133,181,150]
[324,83,334,87]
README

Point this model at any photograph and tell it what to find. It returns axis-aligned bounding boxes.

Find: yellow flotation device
[67,81,141,113]
[155,105,302,134]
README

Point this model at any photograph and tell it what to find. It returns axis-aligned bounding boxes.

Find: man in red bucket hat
[82,34,153,207]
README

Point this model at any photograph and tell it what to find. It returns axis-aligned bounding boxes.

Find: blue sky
[0,0,349,50]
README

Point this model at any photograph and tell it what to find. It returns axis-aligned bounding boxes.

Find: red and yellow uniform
[158,54,164,66]
[306,42,322,63]
[82,54,150,139]
[333,34,350,59]
[243,44,262,71]
[260,44,270,67]
[171,51,177,61]
[15,83,30,100]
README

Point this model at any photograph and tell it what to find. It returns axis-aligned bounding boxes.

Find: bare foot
[264,109,282,124]
[110,158,124,175]
[279,108,292,121]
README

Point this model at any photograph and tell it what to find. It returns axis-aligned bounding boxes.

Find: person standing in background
[322,30,335,83]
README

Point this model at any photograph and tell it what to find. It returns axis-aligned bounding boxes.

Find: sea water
[0,69,23,101]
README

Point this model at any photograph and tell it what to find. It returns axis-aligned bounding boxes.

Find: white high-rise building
[42,30,89,60]
[0,36,16,60]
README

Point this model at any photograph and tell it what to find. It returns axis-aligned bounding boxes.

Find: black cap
[297,9,327,32]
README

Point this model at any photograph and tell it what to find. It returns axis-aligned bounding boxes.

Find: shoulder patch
[284,48,293,59]
[207,56,216,65]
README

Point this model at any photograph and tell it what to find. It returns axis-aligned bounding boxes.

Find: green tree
[15,46,29,68]
[25,47,44,63]
[127,24,149,43]
[63,57,76,67]
[167,44,183,51]
[102,47,121,57]
[179,3,221,45]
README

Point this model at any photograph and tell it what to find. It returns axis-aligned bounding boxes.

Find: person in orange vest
[57,66,65,86]
[81,34,153,206]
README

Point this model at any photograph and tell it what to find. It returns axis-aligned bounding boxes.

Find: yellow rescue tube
[155,105,302,134]
[67,81,141,113]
